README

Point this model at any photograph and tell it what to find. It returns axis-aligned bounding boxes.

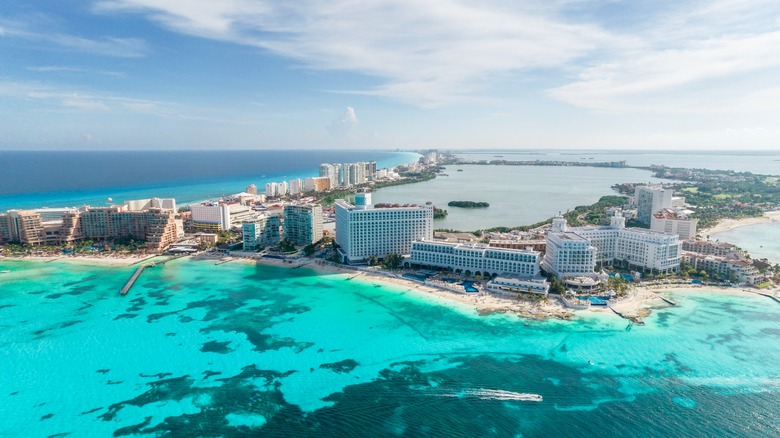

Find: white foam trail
[437,388,543,402]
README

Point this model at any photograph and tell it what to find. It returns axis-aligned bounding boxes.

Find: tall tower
[354,189,372,210]
[551,213,568,233]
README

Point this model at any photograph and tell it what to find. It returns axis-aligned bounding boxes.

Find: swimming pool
[460,281,479,293]
[403,273,428,282]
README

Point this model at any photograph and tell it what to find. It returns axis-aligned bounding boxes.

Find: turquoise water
[1,258,778,436]
[711,222,780,263]
[0,151,419,212]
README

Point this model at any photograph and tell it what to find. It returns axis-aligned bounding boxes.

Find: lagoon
[372,164,668,231]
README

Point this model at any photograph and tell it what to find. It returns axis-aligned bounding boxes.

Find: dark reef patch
[201,340,233,354]
[139,372,173,379]
[59,320,83,328]
[319,359,360,374]
[113,313,138,320]
[113,416,153,437]
[202,370,222,380]
[80,407,103,415]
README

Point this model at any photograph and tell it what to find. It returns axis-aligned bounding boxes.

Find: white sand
[699,210,780,236]
[0,254,159,267]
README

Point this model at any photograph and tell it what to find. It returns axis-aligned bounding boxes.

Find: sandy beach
[699,210,780,236]
[215,254,576,320]
[0,253,160,267]
[5,251,776,321]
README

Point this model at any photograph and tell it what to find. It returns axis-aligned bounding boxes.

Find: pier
[747,290,780,304]
[654,293,677,306]
[119,255,188,296]
[120,265,149,296]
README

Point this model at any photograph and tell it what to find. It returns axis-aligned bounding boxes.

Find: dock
[608,305,645,326]
[654,293,677,306]
[748,290,780,304]
[120,265,149,296]
[119,254,188,296]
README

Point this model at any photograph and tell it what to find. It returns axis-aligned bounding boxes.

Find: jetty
[119,255,188,296]
[120,264,150,296]
[608,305,644,326]
[654,293,677,306]
[747,289,780,304]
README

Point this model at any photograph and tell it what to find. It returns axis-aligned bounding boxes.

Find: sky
[1,1,779,151]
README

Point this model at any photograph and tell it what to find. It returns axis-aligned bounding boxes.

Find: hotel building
[408,240,541,277]
[634,185,673,225]
[485,275,550,296]
[334,190,433,263]
[283,204,323,246]
[682,252,761,285]
[1,201,178,251]
[303,177,331,192]
[79,205,178,251]
[543,214,681,278]
[242,214,281,250]
[650,209,698,240]
[190,203,254,232]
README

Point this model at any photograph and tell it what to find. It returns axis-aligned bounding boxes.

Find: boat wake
[438,388,543,402]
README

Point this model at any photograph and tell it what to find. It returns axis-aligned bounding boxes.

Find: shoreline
[222,255,578,320]
[4,252,776,321]
[0,253,159,267]
[699,210,780,236]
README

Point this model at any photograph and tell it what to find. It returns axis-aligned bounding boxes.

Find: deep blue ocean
[0,150,419,212]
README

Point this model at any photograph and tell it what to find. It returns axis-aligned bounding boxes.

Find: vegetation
[448,201,490,208]
[315,170,438,205]
[277,239,297,253]
[615,168,780,229]
[563,195,628,227]
[382,254,404,270]
[433,207,448,219]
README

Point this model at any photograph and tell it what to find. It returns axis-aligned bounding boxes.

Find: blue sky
[1,0,779,150]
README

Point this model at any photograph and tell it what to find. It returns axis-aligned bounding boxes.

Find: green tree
[383,254,404,270]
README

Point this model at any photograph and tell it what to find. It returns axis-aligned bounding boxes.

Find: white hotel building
[543,214,681,278]
[335,190,433,263]
[408,240,541,277]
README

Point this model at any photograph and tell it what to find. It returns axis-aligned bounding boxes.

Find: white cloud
[549,31,780,113]
[546,0,780,113]
[0,17,149,57]
[94,0,611,106]
[27,66,127,78]
[328,106,360,139]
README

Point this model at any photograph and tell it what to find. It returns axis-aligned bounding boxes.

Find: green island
[448,201,490,208]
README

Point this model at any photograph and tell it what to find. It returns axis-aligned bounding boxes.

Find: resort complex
[407,240,541,277]
[543,214,682,278]
[334,189,434,263]
[0,199,179,251]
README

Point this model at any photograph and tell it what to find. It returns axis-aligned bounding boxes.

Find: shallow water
[711,222,780,263]
[1,259,778,436]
